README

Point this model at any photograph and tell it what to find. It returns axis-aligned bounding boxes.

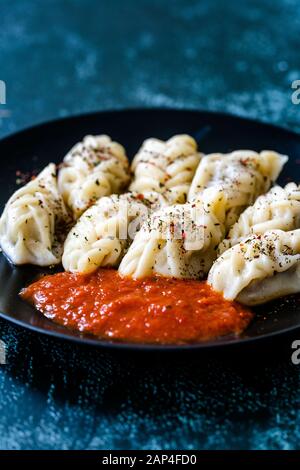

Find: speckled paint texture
[0,0,300,450]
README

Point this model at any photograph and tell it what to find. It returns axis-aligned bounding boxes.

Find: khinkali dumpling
[219,183,300,254]
[62,192,167,274]
[58,135,130,218]
[130,135,202,204]
[119,187,227,279]
[208,229,300,305]
[188,150,288,228]
[0,164,71,266]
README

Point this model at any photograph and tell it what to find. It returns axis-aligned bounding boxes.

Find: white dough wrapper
[188,150,288,228]
[208,229,300,305]
[62,192,168,274]
[119,187,228,279]
[58,135,130,218]
[129,134,202,204]
[0,164,72,266]
[219,183,300,254]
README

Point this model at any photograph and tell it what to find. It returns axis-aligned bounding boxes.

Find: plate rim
[1,306,300,351]
[1,107,300,351]
[1,107,300,145]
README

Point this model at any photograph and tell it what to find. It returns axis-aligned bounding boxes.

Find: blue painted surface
[0,0,300,450]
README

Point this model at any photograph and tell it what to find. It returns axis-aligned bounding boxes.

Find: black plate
[1,109,300,350]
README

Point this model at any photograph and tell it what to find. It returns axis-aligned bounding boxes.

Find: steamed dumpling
[208,229,300,305]
[58,135,130,218]
[188,150,288,228]
[219,183,300,254]
[0,164,71,266]
[130,135,202,204]
[119,187,227,279]
[62,192,168,274]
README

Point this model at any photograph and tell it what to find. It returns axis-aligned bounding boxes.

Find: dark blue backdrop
[0,0,300,450]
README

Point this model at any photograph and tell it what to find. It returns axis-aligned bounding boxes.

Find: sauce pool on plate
[20,269,253,345]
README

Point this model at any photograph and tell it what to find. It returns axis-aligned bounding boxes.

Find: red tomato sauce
[20,269,253,345]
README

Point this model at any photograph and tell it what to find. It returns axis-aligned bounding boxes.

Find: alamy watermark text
[0,80,6,105]
[0,340,6,364]
[291,80,300,105]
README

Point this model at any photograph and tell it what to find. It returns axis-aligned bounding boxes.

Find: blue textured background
[0,0,300,450]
